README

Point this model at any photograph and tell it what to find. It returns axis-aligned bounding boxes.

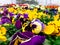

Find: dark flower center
[38,8,41,10]
[20,18,24,24]
[25,7,28,10]
[25,24,32,31]
[32,24,37,29]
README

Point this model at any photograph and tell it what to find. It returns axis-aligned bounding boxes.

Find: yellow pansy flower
[19,9,26,14]
[28,11,37,20]
[13,10,17,14]
[0,27,7,35]
[47,20,60,34]
[43,25,55,34]
[53,25,59,34]
[32,24,42,34]
[0,27,7,41]
[31,20,42,34]
[0,36,7,41]
[54,15,59,21]
[8,7,15,12]
[54,21,60,26]
[33,8,38,12]
[25,10,31,13]
[28,12,33,20]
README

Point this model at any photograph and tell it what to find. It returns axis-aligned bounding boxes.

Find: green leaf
[43,39,51,45]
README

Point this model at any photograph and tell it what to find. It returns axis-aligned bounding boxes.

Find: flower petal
[1,16,11,24]
[15,20,22,29]
[10,32,34,45]
[24,14,28,18]
[9,12,14,17]
[31,19,44,34]
[20,35,45,45]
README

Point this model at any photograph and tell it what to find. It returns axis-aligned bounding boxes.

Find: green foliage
[3,24,21,38]
[0,40,10,45]
[44,36,60,45]
[44,39,51,45]
[40,15,54,24]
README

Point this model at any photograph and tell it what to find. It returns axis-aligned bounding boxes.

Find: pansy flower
[17,14,28,23]
[3,7,8,15]
[43,25,55,35]
[44,20,60,35]
[10,32,45,45]
[24,13,28,19]
[1,8,8,16]
[25,19,45,34]
[0,26,7,41]
[9,12,14,17]
[8,7,15,13]
[20,35,45,45]
[13,9,18,14]
[54,14,60,21]
[9,31,34,45]
[31,19,45,34]
[15,20,22,29]
[1,16,12,24]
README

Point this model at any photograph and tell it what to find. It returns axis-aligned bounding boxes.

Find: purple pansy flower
[2,13,7,16]
[24,14,28,18]
[20,35,45,45]
[22,31,34,38]
[15,20,22,29]
[4,8,8,14]
[9,32,45,45]
[9,31,34,45]
[9,12,14,17]
[1,8,8,16]
[1,16,11,24]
